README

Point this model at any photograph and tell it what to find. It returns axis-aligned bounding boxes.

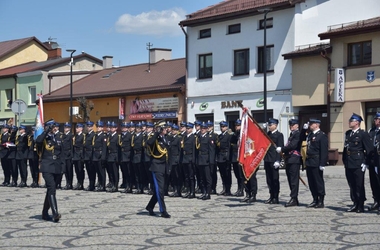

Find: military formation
[1,112,380,222]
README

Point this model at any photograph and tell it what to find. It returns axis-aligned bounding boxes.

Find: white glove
[375,166,378,174]
[276,147,282,153]
[303,123,309,130]
[273,161,280,169]
[361,164,368,172]
[319,166,325,171]
[263,123,267,128]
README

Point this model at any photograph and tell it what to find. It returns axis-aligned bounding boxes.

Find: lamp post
[258,8,271,123]
[66,49,76,129]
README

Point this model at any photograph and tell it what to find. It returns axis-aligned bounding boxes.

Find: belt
[108,150,117,153]
[94,148,102,151]
[200,152,209,155]
[52,155,59,160]
[347,151,363,155]
[307,155,319,159]
[134,150,141,154]
[85,148,92,151]
[183,151,192,155]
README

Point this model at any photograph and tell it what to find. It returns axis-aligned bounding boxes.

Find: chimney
[149,48,172,63]
[103,56,113,69]
[47,48,62,60]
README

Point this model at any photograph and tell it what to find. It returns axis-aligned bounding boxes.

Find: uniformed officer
[119,121,132,192]
[276,119,302,207]
[169,124,182,197]
[93,121,108,192]
[142,122,154,194]
[106,121,120,192]
[0,125,11,186]
[207,121,218,195]
[264,118,284,204]
[27,127,40,188]
[7,125,18,187]
[36,119,62,222]
[230,119,244,197]
[196,122,212,200]
[217,121,232,196]
[367,112,380,211]
[84,121,95,191]
[53,122,63,188]
[61,122,73,190]
[343,113,372,213]
[145,121,171,218]
[131,122,144,194]
[193,120,202,193]
[15,125,28,187]
[73,123,85,190]
[182,122,196,198]
[304,118,328,208]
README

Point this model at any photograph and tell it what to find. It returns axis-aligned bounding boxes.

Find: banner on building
[334,68,345,103]
[128,113,153,120]
[152,112,177,119]
[119,98,125,120]
[238,109,271,181]
[130,97,179,114]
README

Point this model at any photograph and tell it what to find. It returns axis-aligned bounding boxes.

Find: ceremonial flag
[34,95,44,140]
[238,108,271,180]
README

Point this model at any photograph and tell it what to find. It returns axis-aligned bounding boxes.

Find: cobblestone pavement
[1,166,380,249]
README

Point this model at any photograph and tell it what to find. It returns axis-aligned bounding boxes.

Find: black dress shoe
[183,192,190,198]
[270,198,279,204]
[8,182,17,187]
[217,189,226,196]
[197,193,205,199]
[202,194,211,200]
[161,211,171,218]
[264,197,273,204]
[356,204,364,213]
[18,182,27,188]
[346,204,358,212]
[240,194,250,203]
[233,190,244,197]
[133,189,143,194]
[188,193,196,199]
[370,201,379,211]
[285,198,299,207]
[95,186,106,192]
[146,207,156,216]
[62,184,73,190]
[211,189,217,195]
[119,183,126,189]
[307,201,318,208]
[42,213,51,221]
[248,195,257,203]
[106,183,112,188]
[224,191,232,196]
[84,186,95,191]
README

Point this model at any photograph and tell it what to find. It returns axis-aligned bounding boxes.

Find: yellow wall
[0,41,48,69]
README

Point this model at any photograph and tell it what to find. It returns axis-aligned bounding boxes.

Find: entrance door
[225,111,239,132]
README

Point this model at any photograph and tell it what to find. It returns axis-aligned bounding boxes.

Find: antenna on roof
[146,42,153,72]
[48,36,57,44]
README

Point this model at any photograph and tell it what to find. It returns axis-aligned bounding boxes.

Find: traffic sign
[11,99,27,116]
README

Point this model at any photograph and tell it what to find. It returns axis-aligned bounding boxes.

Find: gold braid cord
[28,135,32,147]
[195,136,200,149]
[15,135,19,146]
[148,139,168,161]
[131,134,135,147]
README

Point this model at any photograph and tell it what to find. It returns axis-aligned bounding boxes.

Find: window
[234,49,249,76]
[199,28,211,39]
[257,45,274,73]
[199,54,212,79]
[228,24,241,34]
[251,110,273,124]
[259,17,273,29]
[348,41,371,66]
[5,89,12,108]
[29,86,37,105]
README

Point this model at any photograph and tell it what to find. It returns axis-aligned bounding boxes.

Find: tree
[76,97,94,122]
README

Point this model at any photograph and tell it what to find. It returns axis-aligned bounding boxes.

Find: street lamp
[66,49,76,129]
[258,8,272,123]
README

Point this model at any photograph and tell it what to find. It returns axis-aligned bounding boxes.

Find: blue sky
[0,0,220,66]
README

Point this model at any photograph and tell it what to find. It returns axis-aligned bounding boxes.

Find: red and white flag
[238,108,271,180]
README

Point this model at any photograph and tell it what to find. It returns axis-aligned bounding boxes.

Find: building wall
[0,42,48,69]
[0,78,16,121]
[294,0,380,46]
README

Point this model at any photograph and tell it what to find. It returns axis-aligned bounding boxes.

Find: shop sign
[128,113,153,120]
[199,102,208,111]
[152,112,177,119]
[256,98,264,108]
[334,68,345,103]
[130,97,179,114]
[221,100,242,109]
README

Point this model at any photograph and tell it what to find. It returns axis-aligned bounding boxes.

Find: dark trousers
[244,171,258,194]
[232,162,244,191]
[264,161,280,197]
[369,165,380,201]
[9,158,17,184]
[29,156,39,183]
[171,164,183,190]
[210,163,217,190]
[285,163,300,198]
[94,160,106,188]
[1,158,11,184]
[345,167,366,203]
[120,161,133,188]
[306,166,325,197]
[107,161,119,187]
[217,161,232,191]
[16,159,27,183]
[199,165,212,194]
[133,162,144,190]
[42,172,60,212]
[183,162,196,193]
[147,171,167,213]
[195,163,202,189]
[63,159,73,186]
[85,160,96,188]
[142,161,150,188]
[73,160,84,184]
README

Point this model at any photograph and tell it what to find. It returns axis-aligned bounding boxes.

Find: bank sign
[335,68,345,103]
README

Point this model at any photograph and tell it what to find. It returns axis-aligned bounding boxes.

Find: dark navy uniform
[106,124,120,192]
[27,129,39,187]
[84,122,95,191]
[0,126,11,186]
[61,123,73,190]
[145,128,171,218]
[36,120,62,222]
[368,123,380,211]
[8,126,18,186]
[195,125,212,200]
[182,123,196,198]
[264,118,284,204]
[169,127,182,197]
[119,122,133,192]
[15,126,28,187]
[207,123,218,194]
[216,121,232,196]
[343,114,372,213]
[73,124,85,190]
[92,121,108,192]
[304,119,328,208]
[132,124,144,194]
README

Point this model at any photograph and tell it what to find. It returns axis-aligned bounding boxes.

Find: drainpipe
[180,24,188,122]
[320,50,331,148]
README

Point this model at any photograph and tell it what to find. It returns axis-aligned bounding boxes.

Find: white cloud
[115,8,186,37]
